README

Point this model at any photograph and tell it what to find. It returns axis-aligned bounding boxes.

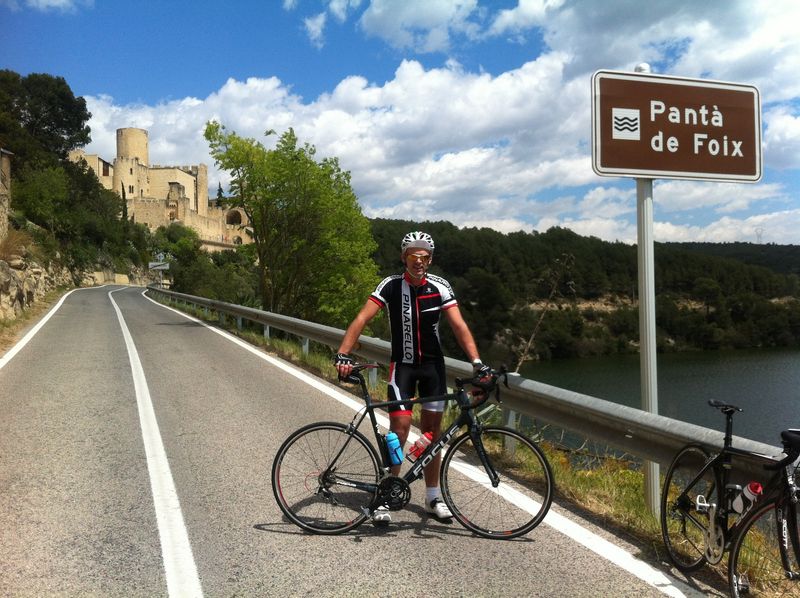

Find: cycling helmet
[400,231,435,255]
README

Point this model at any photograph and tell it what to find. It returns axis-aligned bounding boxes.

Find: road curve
[0,286,715,597]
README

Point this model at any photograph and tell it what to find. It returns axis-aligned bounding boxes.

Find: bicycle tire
[440,426,554,539]
[728,499,800,597]
[660,444,718,572]
[271,421,381,534]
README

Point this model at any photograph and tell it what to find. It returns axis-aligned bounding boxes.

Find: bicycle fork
[470,429,500,488]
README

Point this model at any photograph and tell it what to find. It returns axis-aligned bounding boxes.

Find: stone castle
[70,128,251,250]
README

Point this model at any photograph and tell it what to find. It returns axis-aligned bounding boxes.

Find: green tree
[203,121,378,326]
[0,70,91,169]
[11,165,70,235]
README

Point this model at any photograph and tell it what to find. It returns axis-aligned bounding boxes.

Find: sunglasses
[406,253,432,264]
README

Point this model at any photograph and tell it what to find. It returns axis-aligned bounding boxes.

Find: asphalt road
[0,286,717,597]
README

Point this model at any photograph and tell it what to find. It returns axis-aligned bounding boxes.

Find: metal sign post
[592,64,762,516]
[636,175,659,514]
[148,261,170,288]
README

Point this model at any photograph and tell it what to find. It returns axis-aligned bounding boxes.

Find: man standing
[334,231,487,524]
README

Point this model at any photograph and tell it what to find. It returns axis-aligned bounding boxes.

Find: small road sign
[148,262,169,271]
[592,70,761,182]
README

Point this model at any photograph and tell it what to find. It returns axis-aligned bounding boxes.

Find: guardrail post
[506,408,519,430]
[236,316,243,330]
[369,367,378,387]
[504,409,519,452]
[263,325,270,340]
[302,337,309,356]
[218,311,225,325]
[204,306,209,318]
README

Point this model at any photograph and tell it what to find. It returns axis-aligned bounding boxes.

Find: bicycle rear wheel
[441,426,553,539]
[728,499,800,597]
[660,444,718,572]
[271,422,380,534]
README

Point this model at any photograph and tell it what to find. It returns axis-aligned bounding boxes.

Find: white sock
[426,487,440,504]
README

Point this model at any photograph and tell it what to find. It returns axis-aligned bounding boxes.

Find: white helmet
[400,231,435,255]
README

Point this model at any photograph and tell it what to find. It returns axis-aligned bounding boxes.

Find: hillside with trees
[369,219,800,365]
[1,70,149,276]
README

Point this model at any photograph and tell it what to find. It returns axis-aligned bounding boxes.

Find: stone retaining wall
[0,258,152,321]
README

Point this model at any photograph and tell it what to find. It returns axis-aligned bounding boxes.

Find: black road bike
[271,364,554,539]
[661,400,800,596]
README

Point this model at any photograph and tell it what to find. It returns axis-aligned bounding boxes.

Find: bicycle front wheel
[271,422,380,534]
[728,499,800,597]
[441,426,554,539]
[660,444,718,572]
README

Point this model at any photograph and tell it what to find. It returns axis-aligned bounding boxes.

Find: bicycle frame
[324,372,496,505]
[674,410,800,577]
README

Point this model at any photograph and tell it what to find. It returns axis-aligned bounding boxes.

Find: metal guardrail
[146,286,784,482]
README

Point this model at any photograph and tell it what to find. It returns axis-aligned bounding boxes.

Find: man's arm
[443,305,480,363]
[335,299,382,376]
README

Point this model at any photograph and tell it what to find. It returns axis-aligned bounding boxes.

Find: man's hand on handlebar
[472,359,492,380]
[333,352,354,379]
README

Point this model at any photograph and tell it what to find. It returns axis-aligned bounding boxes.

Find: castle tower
[116,128,149,165]
[113,128,149,200]
[195,164,208,217]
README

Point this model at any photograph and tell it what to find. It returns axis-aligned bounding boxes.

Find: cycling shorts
[387,361,447,416]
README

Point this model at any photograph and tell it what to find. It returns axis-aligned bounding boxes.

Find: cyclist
[334,231,487,524]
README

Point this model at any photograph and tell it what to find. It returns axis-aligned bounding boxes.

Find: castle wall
[150,167,198,210]
[195,164,208,217]
[68,150,114,190]
[128,197,171,230]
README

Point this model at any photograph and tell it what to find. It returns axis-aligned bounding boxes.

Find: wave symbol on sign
[613,116,638,132]
[611,108,640,140]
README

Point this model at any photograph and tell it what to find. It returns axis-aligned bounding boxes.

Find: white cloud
[764,106,800,170]
[652,180,788,215]
[1,0,90,10]
[653,210,800,244]
[487,0,564,37]
[304,12,327,48]
[327,0,362,22]
[79,1,800,245]
[359,0,480,52]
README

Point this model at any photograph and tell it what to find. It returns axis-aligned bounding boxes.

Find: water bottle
[406,432,433,462]
[732,481,763,514]
[385,432,403,466]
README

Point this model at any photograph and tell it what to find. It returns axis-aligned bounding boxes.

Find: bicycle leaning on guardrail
[660,399,800,597]
[271,363,554,539]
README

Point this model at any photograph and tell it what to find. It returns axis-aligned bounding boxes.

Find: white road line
[143,290,704,597]
[0,287,82,370]
[110,288,203,597]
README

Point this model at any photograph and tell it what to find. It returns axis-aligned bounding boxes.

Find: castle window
[128,185,134,194]
[102,162,109,176]
[130,168,133,175]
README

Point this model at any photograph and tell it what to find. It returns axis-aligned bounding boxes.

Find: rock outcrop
[0,257,152,321]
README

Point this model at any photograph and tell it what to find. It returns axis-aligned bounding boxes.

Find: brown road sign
[592,70,761,182]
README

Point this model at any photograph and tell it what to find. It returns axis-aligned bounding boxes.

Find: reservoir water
[518,348,800,447]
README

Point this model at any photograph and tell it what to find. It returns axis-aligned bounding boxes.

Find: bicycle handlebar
[764,431,800,471]
[338,362,508,409]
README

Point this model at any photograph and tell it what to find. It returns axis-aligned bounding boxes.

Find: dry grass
[0,229,33,262]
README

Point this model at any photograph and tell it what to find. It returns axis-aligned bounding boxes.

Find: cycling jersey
[369,271,458,364]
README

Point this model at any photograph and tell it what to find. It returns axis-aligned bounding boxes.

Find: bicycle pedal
[695,495,710,513]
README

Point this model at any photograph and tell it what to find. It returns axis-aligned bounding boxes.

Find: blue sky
[2,0,799,244]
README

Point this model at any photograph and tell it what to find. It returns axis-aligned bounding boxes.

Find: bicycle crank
[375,475,411,511]
[703,505,725,564]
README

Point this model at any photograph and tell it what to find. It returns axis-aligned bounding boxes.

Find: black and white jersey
[369,272,458,364]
